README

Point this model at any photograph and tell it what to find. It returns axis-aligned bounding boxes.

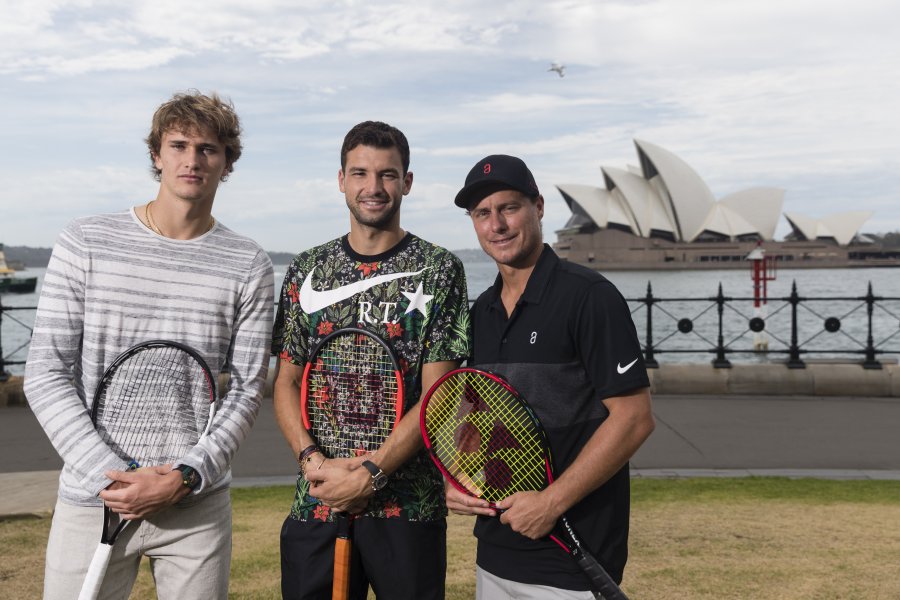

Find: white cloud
[1,0,899,253]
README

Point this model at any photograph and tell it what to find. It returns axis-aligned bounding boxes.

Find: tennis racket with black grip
[78,340,217,600]
[300,327,404,600]
[419,367,628,600]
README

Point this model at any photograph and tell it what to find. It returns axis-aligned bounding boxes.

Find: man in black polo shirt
[448,154,655,598]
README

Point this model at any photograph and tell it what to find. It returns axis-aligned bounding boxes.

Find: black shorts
[280,515,447,600]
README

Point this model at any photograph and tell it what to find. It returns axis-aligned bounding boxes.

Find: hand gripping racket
[419,368,628,600]
[78,340,216,600]
[300,327,403,600]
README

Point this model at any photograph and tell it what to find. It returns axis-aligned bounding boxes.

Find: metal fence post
[712,283,732,368]
[787,280,805,369]
[863,281,882,370]
[0,295,8,382]
[643,282,658,368]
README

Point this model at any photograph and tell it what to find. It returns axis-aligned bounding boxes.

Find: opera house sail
[554,140,900,269]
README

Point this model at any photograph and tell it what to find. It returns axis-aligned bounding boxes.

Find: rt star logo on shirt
[402,283,434,317]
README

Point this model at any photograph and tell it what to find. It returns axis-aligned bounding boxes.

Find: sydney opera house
[554,140,899,269]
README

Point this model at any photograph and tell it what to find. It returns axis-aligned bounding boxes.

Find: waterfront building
[554,140,900,269]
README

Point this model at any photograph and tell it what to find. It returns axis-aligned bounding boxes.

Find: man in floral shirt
[272,121,470,599]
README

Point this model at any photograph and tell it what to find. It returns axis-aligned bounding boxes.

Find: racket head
[420,368,551,504]
[91,340,217,468]
[300,327,404,459]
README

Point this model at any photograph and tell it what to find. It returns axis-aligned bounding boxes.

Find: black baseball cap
[454,154,540,209]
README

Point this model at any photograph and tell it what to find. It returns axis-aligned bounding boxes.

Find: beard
[346,194,402,229]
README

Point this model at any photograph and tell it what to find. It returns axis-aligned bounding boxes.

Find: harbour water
[3,260,900,376]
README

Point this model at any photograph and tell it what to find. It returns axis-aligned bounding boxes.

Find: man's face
[469,189,544,269]
[153,126,227,204]
[339,145,412,230]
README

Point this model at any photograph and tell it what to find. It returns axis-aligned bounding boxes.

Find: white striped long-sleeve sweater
[24,209,274,506]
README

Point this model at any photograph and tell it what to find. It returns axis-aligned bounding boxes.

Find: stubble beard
[347,195,401,229]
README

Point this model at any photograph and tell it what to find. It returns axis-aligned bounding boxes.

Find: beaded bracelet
[298,444,321,466]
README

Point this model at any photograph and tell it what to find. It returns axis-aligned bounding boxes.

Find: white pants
[43,488,232,600]
[476,566,596,600]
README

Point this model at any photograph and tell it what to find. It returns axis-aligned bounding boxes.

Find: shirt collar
[485,244,558,312]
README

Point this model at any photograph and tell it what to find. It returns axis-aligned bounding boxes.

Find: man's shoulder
[288,237,345,268]
[58,210,133,244]
[213,223,271,259]
[551,257,622,295]
[405,234,463,268]
[471,285,496,311]
[68,210,132,229]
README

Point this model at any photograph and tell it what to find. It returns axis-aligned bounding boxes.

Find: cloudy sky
[2,0,899,253]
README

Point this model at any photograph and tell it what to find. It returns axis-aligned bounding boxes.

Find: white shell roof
[718,187,785,241]
[785,211,872,246]
[602,166,676,237]
[557,184,635,234]
[698,204,759,238]
[634,139,716,242]
[556,184,612,228]
[558,140,869,246]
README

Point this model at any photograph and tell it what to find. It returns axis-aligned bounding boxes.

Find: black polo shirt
[470,244,649,591]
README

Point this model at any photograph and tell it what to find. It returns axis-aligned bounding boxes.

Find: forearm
[369,360,459,474]
[272,369,317,459]
[181,386,263,492]
[368,400,425,476]
[24,238,129,495]
[179,273,273,490]
[544,388,655,515]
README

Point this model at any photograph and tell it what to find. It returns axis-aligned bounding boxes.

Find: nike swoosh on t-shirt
[617,358,639,374]
[299,268,428,313]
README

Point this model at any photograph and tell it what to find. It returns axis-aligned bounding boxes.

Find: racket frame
[298,327,404,600]
[419,367,628,600]
[299,326,404,455]
[78,339,217,600]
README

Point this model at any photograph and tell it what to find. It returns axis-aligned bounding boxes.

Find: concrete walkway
[2,393,899,518]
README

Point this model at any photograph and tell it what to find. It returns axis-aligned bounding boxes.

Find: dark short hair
[146,90,242,181]
[340,121,410,174]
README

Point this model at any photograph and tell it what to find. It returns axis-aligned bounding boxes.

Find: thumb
[305,469,325,483]
[495,492,518,511]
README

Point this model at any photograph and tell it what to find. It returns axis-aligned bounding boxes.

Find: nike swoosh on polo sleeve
[616,358,639,374]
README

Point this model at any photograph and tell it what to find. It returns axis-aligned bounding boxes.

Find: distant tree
[871,232,900,247]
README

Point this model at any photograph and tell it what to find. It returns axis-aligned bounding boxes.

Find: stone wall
[4,363,899,407]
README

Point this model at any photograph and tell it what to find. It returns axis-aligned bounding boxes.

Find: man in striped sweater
[24,91,274,599]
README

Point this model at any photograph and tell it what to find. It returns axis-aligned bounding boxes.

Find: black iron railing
[0,296,35,381]
[5,281,900,378]
[628,281,900,369]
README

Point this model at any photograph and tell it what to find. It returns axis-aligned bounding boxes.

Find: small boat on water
[0,244,37,294]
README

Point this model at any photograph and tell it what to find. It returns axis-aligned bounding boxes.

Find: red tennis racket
[419,367,628,600]
[300,327,403,600]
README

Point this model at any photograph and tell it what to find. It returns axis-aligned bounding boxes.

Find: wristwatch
[175,465,202,491]
[361,460,388,492]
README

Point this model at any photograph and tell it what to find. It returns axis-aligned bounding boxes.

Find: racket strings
[306,334,400,458]
[94,345,213,467]
[424,372,548,502]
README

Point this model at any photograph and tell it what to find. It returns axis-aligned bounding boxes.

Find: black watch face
[372,474,388,490]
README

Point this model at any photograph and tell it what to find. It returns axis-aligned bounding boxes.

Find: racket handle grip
[332,537,352,600]
[572,548,629,600]
[78,542,114,600]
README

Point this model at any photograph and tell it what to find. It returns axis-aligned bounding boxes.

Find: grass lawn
[2,478,900,599]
